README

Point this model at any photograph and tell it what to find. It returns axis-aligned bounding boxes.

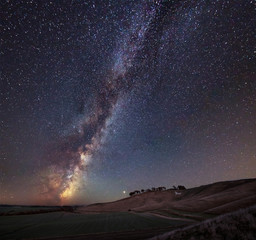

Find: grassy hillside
[80,178,256,215]
[151,205,256,240]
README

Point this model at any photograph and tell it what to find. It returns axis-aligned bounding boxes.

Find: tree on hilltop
[129,192,135,197]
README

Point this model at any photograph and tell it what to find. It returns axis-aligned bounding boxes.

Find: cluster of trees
[129,187,165,196]
[173,185,186,190]
[129,185,186,197]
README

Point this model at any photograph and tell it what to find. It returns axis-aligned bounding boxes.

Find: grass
[151,209,215,221]
[151,205,256,240]
[0,211,187,239]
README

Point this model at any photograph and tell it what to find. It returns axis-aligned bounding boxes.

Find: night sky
[1,0,255,205]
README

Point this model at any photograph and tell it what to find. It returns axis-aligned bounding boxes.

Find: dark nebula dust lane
[1,0,255,205]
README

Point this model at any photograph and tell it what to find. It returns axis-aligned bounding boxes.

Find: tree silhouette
[157,186,166,191]
[129,192,135,197]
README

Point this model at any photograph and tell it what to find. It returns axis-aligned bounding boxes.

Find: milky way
[40,1,180,204]
[1,0,256,205]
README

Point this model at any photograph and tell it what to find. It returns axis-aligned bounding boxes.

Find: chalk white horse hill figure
[175,191,182,196]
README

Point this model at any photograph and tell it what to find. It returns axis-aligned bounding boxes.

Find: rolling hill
[79,178,256,217]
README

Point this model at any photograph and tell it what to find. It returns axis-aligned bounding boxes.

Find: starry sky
[1,0,256,205]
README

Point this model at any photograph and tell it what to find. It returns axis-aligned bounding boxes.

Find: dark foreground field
[0,210,188,240]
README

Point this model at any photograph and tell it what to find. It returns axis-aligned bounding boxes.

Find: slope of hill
[79,178,256,216]
[151,204,256,240]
